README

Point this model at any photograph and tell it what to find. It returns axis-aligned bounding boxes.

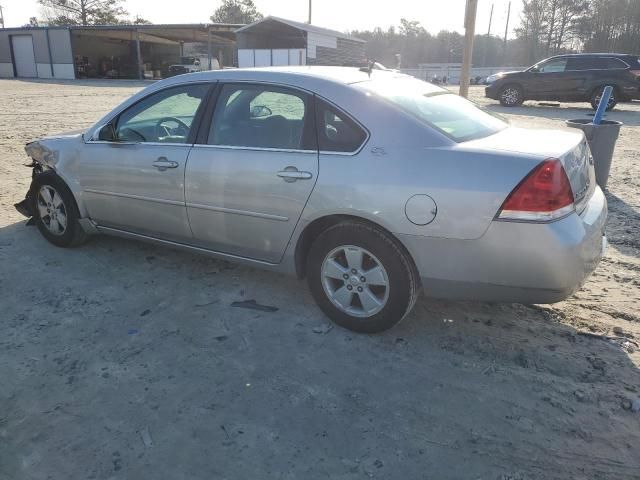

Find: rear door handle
[153,157,179,171]
[277,166,313,182]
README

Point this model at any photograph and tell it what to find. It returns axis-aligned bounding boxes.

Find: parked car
[15,67,607,333]
[167,56,206,77]
[485,53,640,110]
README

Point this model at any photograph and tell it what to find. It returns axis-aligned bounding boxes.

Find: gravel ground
[1,79,639,480]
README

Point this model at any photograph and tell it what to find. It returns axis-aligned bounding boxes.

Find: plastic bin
[566,119,622,190]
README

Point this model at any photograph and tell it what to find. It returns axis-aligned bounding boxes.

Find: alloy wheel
[37,185,68,236]
[594,91,615,108]
[501,87,520,105]
[321,245,390,318]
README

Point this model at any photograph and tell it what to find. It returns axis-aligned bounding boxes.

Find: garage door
[11,35,37,78]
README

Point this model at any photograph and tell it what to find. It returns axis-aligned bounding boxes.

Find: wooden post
[135,29,143,80]
[207,28,212,70]
[503,1,511,63]
[459,0,478,98]
[308,0,312,24]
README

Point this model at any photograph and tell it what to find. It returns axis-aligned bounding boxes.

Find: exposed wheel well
[294,214,418,280]
[499,83,524,95]
[590,84,620,97]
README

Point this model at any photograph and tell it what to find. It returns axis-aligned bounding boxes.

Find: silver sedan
[16,67,607,333]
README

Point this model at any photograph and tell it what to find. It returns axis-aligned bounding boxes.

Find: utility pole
[459,0,478,98]
[503,1,511,57]
[308,0,312,24]
[483,3,494,67]
[0,5,5,29]
[487,3,494,36]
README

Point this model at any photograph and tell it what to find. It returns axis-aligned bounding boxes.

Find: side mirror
[97,123,117,141]
[250,105,272,118]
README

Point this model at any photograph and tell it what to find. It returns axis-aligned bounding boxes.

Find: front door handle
[277,166,313,182]
[153,157,179,171]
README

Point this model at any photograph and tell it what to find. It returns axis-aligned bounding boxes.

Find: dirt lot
[1,79,639,480]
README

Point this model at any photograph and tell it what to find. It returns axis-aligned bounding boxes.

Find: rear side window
[359,77,507,143]
[208,83,315,150]
[315,99,367,153]
[601,57,628,69]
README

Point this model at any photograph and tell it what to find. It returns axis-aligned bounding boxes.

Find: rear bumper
[399,187,608,304]
[620,85,640,101]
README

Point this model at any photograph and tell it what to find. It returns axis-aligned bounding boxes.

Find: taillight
[497,158,575,222]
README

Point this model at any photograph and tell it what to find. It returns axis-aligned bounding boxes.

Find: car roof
[549,53,637,59]
[162,66,407,88]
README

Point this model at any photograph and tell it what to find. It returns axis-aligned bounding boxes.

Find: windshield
[357,76,507,142]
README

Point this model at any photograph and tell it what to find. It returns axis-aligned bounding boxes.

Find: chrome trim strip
[85,140,192,147]
[84,189,184,207]
[96,226,279,266]
[186,202,289,222]
[189,144,316,154]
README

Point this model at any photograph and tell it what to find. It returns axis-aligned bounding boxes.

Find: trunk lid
[463,127,595,213]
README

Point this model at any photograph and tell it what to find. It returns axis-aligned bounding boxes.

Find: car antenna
[368,60,376,77]
[359,59,376,77]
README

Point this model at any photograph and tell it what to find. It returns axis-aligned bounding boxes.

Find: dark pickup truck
[485,53,640,110]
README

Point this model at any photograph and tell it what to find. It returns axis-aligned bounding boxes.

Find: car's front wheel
[590,87,617,111]
[306,221,420,333]
[499,84,524,107]
[31,171,87,248]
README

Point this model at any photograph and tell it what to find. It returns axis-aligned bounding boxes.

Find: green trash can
[566,119,622,190]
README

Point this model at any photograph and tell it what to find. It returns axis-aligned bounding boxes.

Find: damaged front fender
[25,140,60,167]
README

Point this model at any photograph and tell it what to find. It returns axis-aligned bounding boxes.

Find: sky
[1,0,522,38]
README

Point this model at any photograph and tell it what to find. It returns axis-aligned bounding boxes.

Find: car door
[527,58,569,98]
[79,83,211,242]
[185,82,318,263]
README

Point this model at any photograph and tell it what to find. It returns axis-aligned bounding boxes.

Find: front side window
[315,99,367,153]
[358,76,507,143]
[208,84,313,150]
[537,59,568,73]
[114,84,209,143]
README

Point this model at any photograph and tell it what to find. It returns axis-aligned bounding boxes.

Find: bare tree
[38,0,127,26]
[210,0,262,24]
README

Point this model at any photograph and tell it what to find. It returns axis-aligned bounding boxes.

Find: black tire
[31,171,88,248]
[306,221,420,333]
[590,86,617,111]
[498,84,524,107]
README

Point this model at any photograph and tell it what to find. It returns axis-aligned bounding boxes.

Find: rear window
[591,57,629,70]
[358,77,507,142]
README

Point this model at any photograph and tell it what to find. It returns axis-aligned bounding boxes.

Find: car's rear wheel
[31,171,87,248]
[590,86,617,111]
[306,221,419,333]
[499,84,524,107]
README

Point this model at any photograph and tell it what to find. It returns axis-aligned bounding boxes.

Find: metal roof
[0,23,243,32]
[0,23,242,44]
[235,16,365,43]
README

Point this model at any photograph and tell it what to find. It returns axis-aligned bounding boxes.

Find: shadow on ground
[1,220,639,479]
[484,102,640,127]
[4,78,152,88]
